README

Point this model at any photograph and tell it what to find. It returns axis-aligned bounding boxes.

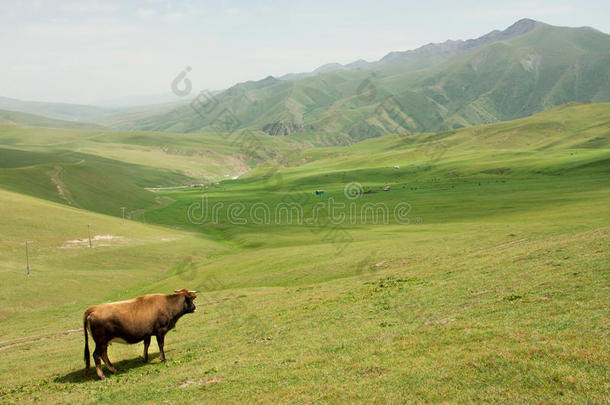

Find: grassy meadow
[0,103,608,403]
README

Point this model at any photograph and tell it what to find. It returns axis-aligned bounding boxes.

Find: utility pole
[87,224,92,248]
[25,241,32,276]
[121,207,126,224]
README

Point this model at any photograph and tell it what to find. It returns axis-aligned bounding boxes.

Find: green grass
[0,124,302,217]
[0,189,227,321]
[0,103,608,403]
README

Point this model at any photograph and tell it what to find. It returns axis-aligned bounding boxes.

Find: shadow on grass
[54,353,161,383]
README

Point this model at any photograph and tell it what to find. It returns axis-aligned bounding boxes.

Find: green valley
[0,102,608,403]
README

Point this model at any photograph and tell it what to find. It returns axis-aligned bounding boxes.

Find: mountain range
[2,19,609,144]
[106,18,609,142]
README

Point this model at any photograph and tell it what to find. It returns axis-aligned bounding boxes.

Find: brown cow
[83,289,198,380]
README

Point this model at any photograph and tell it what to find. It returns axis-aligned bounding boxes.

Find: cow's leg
[101,347,117,374]
[142,336,151,363]
[156,334,166,362]
[93,345,106,380]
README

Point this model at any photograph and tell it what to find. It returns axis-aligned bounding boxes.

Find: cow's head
[174,289,198,313]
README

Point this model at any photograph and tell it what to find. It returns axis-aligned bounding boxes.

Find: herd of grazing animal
[83,289,198,380]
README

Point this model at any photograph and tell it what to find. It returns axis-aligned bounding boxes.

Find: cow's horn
[189,290,199,293]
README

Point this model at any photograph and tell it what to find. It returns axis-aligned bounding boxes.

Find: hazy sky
[1,0,609,105]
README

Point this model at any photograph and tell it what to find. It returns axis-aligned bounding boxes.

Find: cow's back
[86,294,170,342]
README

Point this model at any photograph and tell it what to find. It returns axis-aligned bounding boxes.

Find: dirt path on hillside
[47,165,81,208]
[128,195,174,222]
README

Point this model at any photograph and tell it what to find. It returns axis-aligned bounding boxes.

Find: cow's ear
[174,289,189,295]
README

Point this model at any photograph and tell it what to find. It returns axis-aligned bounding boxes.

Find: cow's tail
[83,309,92,376]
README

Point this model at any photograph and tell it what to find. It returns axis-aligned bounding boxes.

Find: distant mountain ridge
[0,96,188,130]
[380,18,541,63]
[113,18,609,140]
[281,19,544,78]
[0,109,105,130]
[3,19,609,141]
[0,96,113,122]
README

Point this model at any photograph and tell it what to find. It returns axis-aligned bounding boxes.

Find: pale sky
[1,0,608,105]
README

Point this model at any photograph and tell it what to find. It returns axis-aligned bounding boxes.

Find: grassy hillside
[0,102,608,403]
[116,20,610,144]
[0,189,228,320]
[0,146,193,217]
[0,123,302,217]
